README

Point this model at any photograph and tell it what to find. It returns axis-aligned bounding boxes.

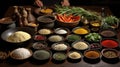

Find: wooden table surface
[1,5,120,67]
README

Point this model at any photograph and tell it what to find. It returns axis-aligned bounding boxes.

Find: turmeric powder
[73,27,89,34]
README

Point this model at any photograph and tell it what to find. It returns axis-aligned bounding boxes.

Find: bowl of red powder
[101,38,119,49]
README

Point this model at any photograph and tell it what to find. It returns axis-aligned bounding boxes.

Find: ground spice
[73,28,89,34]
[85,51,100,59]
[101,39,118,48]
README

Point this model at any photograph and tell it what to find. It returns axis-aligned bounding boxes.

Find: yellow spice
[73,28,88,34]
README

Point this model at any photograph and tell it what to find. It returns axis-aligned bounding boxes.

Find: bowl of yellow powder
[72,27,90,35]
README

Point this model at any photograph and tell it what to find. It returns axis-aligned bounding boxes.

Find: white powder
[53,44,67,50]
[56,29,67,34]
[11,48,32,59]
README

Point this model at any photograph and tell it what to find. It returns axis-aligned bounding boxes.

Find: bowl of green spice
[66,34,81,42]
[52,52,67,63]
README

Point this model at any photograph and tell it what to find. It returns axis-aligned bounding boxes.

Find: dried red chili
[101,39,118,48]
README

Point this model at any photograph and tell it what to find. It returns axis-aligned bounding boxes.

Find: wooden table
[1,5,120,67]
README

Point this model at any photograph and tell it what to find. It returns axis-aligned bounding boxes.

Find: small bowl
[72,27,90,35]
[51,42,69,52]
[38,28,53,35]
[37,15,55,28]
[67,51,82,63]
[66,34,81,43]
[90,43,102,50]
[101,48,119,63]
[52,52,67,63]
[84,49,101,64]
[99,29,117,38]
[33,49,52,61]
[48,35,64,43]
[72,40,89,51]
[100,38,119,49]
[10,48,33,60]
[54,27,70,36]
[34,35,47,41]
[32,42,48,50]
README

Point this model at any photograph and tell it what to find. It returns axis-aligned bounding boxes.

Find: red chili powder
[101,39,119,48]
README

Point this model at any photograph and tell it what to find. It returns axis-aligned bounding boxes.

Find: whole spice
[101,39,118,48]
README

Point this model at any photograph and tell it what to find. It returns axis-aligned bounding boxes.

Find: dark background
[0,0,120,18]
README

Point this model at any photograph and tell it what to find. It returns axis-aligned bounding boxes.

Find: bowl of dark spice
[90,43,102,50]
[101,48,119,63]
[37,15,55,28]
[99,29,117,38]
[32,42,48,50]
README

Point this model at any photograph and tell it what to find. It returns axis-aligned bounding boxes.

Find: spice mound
[101,39,119,48]
[84,50,100,59]
[72,41,89,50]
[73,27,89,35]
[53,52,66,61]
[102,49,119,59]
[68,51,81,59]
[48,35,63,42]
[38,29,52,35]
[32,42,47,49]
[33,50,51,60]
[66,34,81,42]
[55,28,68,35]
[10,48,32,60]
[7,31,31,43]
[52,43,68,51]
